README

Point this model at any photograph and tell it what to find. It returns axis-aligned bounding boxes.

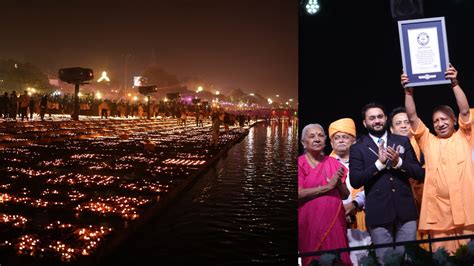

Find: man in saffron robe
[403,64,474,254]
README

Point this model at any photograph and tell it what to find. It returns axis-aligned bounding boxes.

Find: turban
[328,118,356,139]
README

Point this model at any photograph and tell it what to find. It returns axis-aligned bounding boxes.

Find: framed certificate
[398,17,450,87]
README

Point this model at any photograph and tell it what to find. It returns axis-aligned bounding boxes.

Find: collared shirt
[334,155,366,208]
[368,131,403,170]
[335,155,352,205]
[368,131,387,149]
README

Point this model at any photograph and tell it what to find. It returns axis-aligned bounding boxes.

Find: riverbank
[0,116,259,265]
[99,120,298,265]
[90,119,262,265]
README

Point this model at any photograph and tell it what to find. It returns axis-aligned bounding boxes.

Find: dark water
[104,121,298,265]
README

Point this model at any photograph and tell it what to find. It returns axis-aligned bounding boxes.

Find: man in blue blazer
[349,102,424,264]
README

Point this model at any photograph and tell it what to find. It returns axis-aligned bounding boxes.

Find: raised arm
[446,64,470,123]
[402,73,420,131]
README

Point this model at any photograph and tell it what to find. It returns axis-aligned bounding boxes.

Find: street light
[26,87,37,96]
[97,71,110,82]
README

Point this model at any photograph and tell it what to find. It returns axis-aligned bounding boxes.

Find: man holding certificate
[402,64,474,254]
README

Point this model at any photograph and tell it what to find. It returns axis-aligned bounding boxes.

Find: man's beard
[367,124,387,137]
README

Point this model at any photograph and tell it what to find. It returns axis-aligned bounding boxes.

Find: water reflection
[104,120,298,265]
[0,118,249,264]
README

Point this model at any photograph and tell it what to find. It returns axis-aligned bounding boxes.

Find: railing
[299,234,474,263]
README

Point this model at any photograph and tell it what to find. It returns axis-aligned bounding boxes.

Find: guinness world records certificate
[398,17,450,87]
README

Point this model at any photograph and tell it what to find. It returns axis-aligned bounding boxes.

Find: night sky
[300,0,474,153]
[0,0,297,100]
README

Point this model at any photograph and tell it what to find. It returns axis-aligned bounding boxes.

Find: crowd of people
[1,90,291,150]
[298,64,474,265]
[0,92,264,124]
[0,91,50,121]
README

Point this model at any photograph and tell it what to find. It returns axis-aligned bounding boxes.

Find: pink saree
[298,155,351,266]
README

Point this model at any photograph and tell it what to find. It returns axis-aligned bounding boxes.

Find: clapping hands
[326,166,344,189]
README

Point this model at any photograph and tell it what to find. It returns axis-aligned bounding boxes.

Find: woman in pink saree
[298,123,352,266]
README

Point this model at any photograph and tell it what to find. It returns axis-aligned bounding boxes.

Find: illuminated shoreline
[0,116,260,264]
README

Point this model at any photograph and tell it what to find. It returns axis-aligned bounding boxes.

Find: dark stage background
[299,0,474,154]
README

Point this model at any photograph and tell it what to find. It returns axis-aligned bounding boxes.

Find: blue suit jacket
[349,133,424,227]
